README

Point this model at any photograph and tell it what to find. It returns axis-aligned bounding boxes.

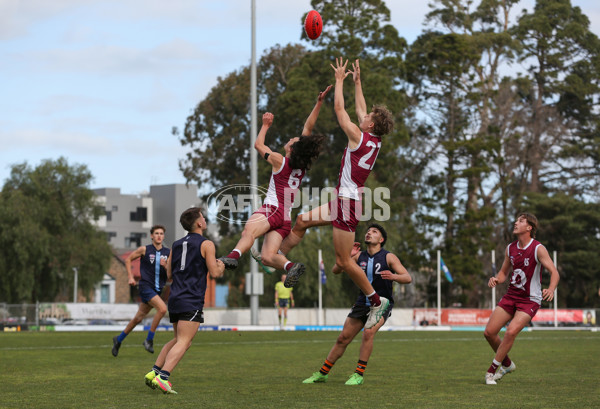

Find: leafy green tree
[513,0,600,194]
[0,158,113,303]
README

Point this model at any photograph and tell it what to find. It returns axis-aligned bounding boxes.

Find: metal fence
[0,303,41,330]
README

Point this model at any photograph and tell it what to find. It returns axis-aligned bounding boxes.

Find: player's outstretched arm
[202,240,225,279]
[302,85,332,136]
[254,112,284,171]
[537,245,560,301]
[350,59,367,121]
[381,253,411,284]
[125,246,146,285]
[330,57,362,147]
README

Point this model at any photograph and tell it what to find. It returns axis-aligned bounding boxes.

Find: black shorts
[278,299,290,308]
[347,304,392,325]
[169,310,204,324]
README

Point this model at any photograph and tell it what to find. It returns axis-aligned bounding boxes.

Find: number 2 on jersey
[358,141,381,170]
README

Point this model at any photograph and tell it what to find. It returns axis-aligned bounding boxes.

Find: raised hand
[350,59,361,83]
[318,85,333,102]
[262,112,274,126]
[330,57,351,81]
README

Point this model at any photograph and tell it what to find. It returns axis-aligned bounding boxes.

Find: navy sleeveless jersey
[168,233,209,313]
[355,249,394,307]
[139,244,170,292]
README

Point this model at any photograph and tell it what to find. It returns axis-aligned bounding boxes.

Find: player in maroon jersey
[279,58,394,329]
[218,86,331,278]
[483,213,560,384]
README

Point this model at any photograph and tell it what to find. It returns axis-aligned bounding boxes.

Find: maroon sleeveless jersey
[263,157,305,218]
[506,238,544,304]
[336,132,382,199]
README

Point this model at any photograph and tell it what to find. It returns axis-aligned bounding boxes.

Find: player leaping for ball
[277,58,394,329]
[217,86,331,278]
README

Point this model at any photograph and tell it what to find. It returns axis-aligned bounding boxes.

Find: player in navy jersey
[303,223,411,385]
[279,58,395,329]
[218,87,331,278]
[483,213,560,385]
[144,207,225,394]
[112,225,170,357]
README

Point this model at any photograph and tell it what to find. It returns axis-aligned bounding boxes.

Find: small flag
[440,257,453,283]
[319,259,327,285]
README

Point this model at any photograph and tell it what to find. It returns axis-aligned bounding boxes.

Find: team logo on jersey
[509,256,514,266]
[149,254,155,264]
[524,258,529,266]
[360,261,367,270]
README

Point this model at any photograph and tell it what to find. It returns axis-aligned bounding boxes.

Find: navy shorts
[169,310,204,324]
[348,304,392,325]
[139,285,161,304]
[278,299,290,308]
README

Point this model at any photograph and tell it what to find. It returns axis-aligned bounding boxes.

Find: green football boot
[345,373,364,385]
[302,372,328,384]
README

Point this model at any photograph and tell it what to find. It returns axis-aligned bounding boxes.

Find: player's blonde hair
[372,105,394,136]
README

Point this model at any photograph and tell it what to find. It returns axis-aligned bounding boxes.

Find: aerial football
[304,10,323,40]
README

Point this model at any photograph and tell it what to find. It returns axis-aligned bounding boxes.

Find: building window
[125,232,146,248]
[105,210,112,221]
[106,232,116,242]
[100,284,110,303]
[112,205,118,212]
[130,207,147,222]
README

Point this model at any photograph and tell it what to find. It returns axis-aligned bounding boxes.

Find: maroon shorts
[328,197,362,233]
[497,293,541,318]
[255,205,292,239]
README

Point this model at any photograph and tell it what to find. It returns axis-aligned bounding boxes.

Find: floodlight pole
[249,0,259,326]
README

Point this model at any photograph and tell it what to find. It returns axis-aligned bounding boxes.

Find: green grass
[1,330,599,408]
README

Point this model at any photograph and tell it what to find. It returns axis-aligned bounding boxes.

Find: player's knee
[241,228,257,242]
[156,305,167,315]
[505,327,519,339]
[483,328,495,340]
[335,256,352,270]
[336,333,351,346]
[294,214,309,230]
[261,252,275,266]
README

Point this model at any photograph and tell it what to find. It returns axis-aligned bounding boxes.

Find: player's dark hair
[367,223,387,246]
[180,207,204,232]
[150,225,165,234]
[371,105,394,136]
[517,212,538,238]
[289,133,326,170]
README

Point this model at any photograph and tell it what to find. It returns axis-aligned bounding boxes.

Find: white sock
[493,359,501,366]
[284,261,292,271]
[366,291,376,297]
[233,249,242,256]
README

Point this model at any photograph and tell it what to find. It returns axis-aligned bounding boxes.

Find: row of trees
[176,0,600,308]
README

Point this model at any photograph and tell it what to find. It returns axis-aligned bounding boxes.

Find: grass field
[1,330,598,408]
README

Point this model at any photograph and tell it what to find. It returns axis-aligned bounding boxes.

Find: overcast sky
[1,0,599,194]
